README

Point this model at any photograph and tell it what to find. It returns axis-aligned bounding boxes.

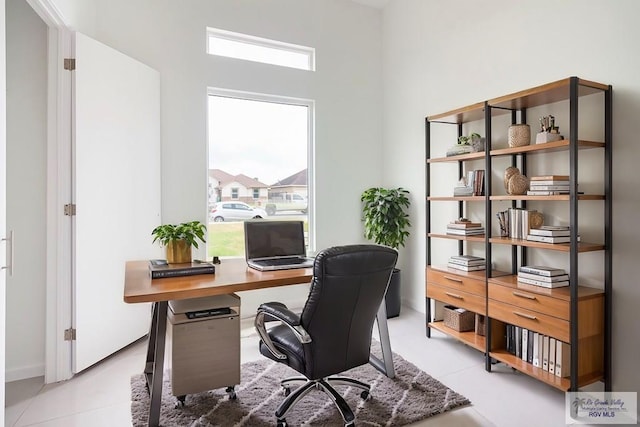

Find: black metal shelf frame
[425,77,612,392]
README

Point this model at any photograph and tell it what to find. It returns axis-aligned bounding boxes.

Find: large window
[207,89,313,258]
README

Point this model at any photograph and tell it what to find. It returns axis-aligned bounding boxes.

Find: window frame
[206,87,316,254]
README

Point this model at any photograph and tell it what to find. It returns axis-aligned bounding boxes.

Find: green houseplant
[361,187,411,317]
[151,220,206,264]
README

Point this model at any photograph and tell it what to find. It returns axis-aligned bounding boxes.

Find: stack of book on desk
[527,175,570,195]
[447,255,486,272]
[517,265,569,288]
[446,220,484,236]
[148,259,216,279]
[526,225,579,244]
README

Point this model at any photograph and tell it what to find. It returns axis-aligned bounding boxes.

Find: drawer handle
[444,276,463,283]
[512,291,537,300]
[513,311,537,321]
[445,292,463,300]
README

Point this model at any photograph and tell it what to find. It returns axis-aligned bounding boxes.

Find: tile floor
[5,307,587,426]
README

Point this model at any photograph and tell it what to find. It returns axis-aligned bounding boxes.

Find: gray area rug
[131,350,470,426]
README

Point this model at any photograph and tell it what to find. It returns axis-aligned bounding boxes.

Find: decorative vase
[508,124,531,147]
[166,239,192,264]
[507,173,529,195]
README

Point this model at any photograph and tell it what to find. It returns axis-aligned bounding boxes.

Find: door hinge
[64,203,76,216]
[64,328,76,341]
[64,58,76,70]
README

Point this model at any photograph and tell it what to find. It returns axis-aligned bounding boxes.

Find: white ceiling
[351,0,389,9]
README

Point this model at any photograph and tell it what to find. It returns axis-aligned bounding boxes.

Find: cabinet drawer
[489,300,569,343]
[427,283,486,315]
[427,268,485,297]
[489,283,569,320]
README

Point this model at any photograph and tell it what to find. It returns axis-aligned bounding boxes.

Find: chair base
[275,375,370,426]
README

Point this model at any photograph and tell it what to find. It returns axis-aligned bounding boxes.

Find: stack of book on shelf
[517,265,569,288]
[447,255,486,272]
[527,175,570,195]
[526,225,579,244]
[446,219,484,236]
[453,183,474,197]
[505,324,570,377]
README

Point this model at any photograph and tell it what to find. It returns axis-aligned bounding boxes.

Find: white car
[209,202,268,222]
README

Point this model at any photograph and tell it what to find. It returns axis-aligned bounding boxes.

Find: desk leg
[369,301,395,379]
[144,301,168,427]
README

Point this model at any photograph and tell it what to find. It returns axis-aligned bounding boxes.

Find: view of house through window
[207,91,312,258]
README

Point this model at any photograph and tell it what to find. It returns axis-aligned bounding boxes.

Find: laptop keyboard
[260,257,308,266]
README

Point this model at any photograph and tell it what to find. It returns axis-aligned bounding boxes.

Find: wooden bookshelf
[425,77,612,392]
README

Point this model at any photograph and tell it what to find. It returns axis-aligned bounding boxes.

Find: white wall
[49,0,383,316]
[382,0,639,394]
[5,0,48,381]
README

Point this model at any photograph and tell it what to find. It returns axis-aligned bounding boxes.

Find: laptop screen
[244,220,306,260]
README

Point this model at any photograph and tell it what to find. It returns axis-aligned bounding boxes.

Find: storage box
[475,314,486,336]
[443,305,475,332]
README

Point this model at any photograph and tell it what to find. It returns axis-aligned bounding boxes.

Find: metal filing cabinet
[166,293,240,403]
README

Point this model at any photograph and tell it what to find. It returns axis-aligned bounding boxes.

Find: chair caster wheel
[175,395,186,408]
[226,386,237,400]
[282,386,291,396]
[360,390,370,400]
[276,418,288,427]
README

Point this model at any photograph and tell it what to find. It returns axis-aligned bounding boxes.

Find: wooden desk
[124,258,395,427]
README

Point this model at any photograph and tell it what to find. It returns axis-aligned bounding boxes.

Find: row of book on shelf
[518,265,569,288]
[496,210,578,244]
[453,169,485,197]
[505,324,570,378]
[527,175,571,196]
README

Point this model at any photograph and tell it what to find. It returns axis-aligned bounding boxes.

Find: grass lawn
[207,222,245,257]
[207,219,309,258]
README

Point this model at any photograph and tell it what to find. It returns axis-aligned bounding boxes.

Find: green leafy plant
[361,187,411,249]
[457,132,481,145]
[151,220,207,248]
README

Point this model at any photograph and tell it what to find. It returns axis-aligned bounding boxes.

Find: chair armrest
[254,302,312,360]
[259,302,300,325]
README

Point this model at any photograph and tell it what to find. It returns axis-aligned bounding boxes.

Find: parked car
[209,202,268,222]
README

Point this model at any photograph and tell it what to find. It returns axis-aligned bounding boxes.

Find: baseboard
[5,363,45,382]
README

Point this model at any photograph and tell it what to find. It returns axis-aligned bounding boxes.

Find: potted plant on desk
[151,220,206,264]
[361,187,411,318]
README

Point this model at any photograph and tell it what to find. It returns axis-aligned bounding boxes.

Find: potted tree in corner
[151,220,207,264]
[361,187,411,318]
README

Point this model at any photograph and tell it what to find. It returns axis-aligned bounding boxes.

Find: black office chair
[254,244,398,427]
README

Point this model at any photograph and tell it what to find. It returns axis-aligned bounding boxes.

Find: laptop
[244,220,315,271]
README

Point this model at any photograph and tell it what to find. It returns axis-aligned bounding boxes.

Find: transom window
[206,27,315,71]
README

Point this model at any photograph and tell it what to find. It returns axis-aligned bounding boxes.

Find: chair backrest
[299,244,398,379]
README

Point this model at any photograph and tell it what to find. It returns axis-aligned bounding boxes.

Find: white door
[1,0,8,416]
[73,32,162,373]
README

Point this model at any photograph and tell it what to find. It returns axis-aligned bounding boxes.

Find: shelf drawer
[489,300,569,343]
[427,283,486,315]
[427,268,485,297]
[489,283,568,320]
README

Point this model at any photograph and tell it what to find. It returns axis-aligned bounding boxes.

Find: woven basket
[508,124,531,147]
[443,305,475,332]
